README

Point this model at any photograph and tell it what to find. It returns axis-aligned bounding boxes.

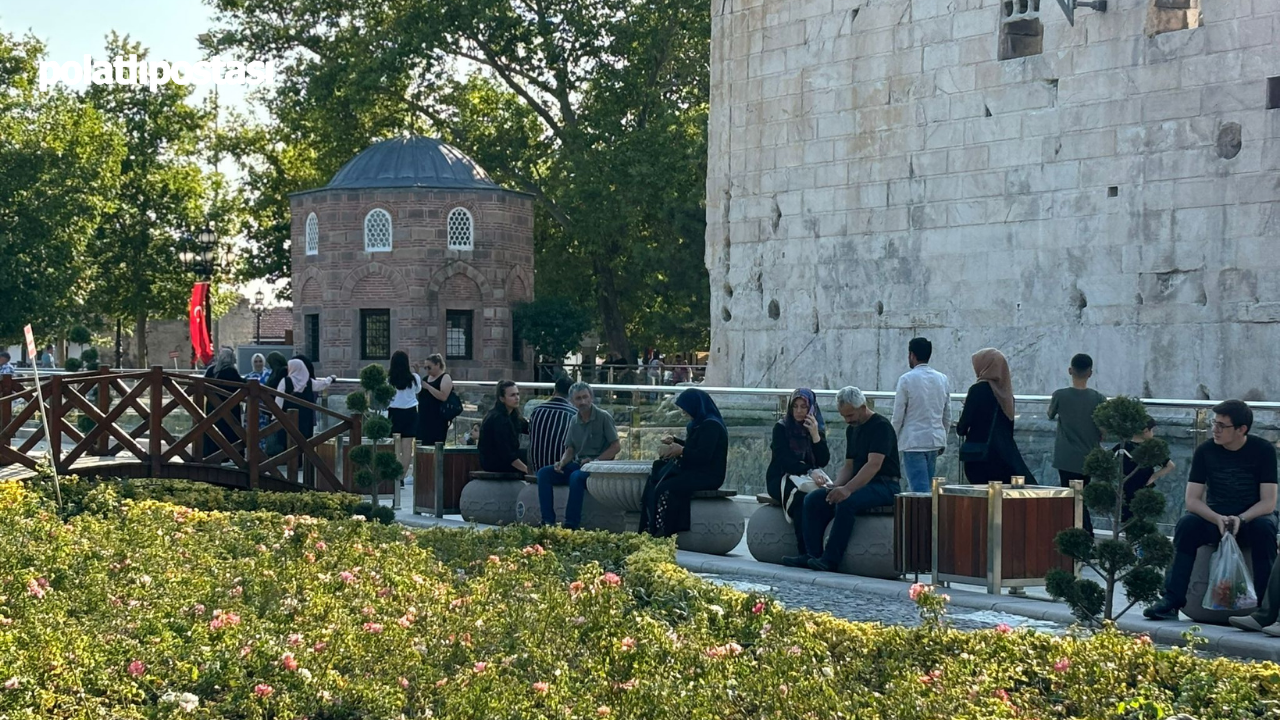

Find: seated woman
[766,388,831,556]
[478,380,530,474]
[639,388,729,538]
[956,348,1036,485]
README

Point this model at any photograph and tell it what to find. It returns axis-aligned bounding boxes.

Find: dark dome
[324,136,499,191]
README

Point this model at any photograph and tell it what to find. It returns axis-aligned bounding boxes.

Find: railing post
[96,365,111,456]
[434,441,445,518]
[349,415,363,493]
[193,376,206,463]
[987,481,1004,595]
[48,374,62,472]
[150,366,163,475]
[286,409,300,483]
[1,373,12,449]
[246,379,260,489]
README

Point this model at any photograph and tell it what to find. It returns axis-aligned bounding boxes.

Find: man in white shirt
[891,337,951,493]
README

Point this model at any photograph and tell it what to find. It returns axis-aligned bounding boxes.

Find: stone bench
[676,489,746,555]
[514,477,628,533]
[459,471,526,526]
[1183,543,1258,625]
[747,492,897,579]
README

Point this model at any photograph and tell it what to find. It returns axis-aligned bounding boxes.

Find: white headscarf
[212,347,237,375]
[285,358,310,392]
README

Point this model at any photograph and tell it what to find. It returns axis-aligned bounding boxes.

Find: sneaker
[806,557,835,573]
[780,554,812,568]
[1229,615,1264,632]
[1262,623,1280,638]
[1143,598,1182,621]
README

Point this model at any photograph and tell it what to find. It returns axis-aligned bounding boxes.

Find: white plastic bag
[1202,533,1258,611]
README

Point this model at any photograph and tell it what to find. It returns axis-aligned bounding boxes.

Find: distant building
[290,136,536,380]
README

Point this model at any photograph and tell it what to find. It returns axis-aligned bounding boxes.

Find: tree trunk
[592,256,631,363]
[134,310,148,369]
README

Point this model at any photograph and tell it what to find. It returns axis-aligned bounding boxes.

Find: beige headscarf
[285,358,311,392]
[972,348,1015,421]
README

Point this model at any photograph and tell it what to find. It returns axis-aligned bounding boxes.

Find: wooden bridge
[0,367,360,493]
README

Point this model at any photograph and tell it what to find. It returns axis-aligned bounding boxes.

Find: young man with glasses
[1145,399,1278,621]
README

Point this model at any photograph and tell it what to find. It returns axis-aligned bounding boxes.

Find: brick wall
[707,0,1280,400]
[290,188,536,381]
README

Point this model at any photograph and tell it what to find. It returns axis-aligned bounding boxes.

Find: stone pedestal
[582,460,652,531]
[676,490,745,555]
[1184,543,1258,625]
[459,472,525,526]
[747,501,800,564]
[514,482,628,533]
[827,514,896,579]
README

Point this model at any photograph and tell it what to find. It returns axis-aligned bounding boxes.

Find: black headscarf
[675,388,724,435]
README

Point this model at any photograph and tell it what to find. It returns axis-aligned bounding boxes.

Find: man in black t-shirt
[1145,400,1278,621]
[783,387,901,573]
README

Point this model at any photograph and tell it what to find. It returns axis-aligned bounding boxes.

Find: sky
[2,0,282,303]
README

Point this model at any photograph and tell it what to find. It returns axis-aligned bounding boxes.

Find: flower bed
[1,480,1278,719]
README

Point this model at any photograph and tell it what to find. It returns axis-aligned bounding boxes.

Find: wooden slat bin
[414,445,481,515]
[894,491,933,577]
[315,439,396,495]
[933,479,1082,594]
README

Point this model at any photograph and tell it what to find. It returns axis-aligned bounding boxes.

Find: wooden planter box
[316,439,396,496]
[414,445,482,516]
[894,491,933,578]
[933,480,1082,594]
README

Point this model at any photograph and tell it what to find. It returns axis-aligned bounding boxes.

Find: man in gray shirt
[1048,353,1106,534]
[535,382,621,528]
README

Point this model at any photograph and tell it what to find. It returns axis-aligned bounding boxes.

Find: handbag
[440,391,463,422]
[958,412,999,463]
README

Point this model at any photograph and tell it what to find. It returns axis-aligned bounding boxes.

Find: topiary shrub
[1047,396,1175,623]
[344,364,403,506]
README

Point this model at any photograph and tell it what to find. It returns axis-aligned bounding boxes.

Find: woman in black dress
[478,380,529,474]
[766,388,831,555]
[639,388,729,538]
[956,348,1036,484]
[203,347,244,459]
[416,353,454,446]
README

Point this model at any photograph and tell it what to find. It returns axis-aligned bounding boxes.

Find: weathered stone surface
[707,0,1280,401]
[459,477,524,526]
[677,497,747,555]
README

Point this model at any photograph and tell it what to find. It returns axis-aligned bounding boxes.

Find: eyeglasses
[1212,422,1236,431]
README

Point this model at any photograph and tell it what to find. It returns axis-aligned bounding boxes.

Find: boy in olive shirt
[1048,353,1106,533]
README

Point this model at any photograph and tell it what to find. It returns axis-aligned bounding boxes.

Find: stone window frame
[998,0,1043,61]
[447,207,475,251]
[305,213,319,256]
[304,313,321,365]
[445,309,474,360]
[363,208,393,253]
[359,308,392,360]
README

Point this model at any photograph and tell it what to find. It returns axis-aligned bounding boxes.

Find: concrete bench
[459,471,526,526]
[747,492,897,579]
[676,489,746,555]
[1183,543,1258,625]
[514,477,628,533]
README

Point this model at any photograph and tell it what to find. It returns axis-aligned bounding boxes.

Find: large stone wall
[706,0,1280,400]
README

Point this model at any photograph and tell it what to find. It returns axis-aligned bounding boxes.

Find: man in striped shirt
[528,376,576,474]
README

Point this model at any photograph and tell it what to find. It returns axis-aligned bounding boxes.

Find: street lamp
[251,290,266,344]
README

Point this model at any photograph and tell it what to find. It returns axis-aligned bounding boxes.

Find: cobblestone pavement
[697,573,1063,633]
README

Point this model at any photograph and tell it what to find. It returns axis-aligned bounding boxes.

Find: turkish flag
[188,282,214,366]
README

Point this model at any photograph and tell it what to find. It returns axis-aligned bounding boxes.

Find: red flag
[189,282,213,366]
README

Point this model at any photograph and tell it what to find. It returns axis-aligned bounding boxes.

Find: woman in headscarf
[638,388,730,538]
[274,358,336,441]
[245,353,267,381]
[203,347,244,458]
[956,348,1036,484]
[259,352,289,454]
[766,388,832,555]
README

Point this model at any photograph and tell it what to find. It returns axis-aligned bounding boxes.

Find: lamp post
[179,226,219,366]
[251,290,265,345]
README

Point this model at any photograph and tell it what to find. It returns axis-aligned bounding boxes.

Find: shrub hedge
[0,480,1277,719]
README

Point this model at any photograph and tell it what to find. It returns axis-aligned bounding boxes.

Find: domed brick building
[289,136,535,380]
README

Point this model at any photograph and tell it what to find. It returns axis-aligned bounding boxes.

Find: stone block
[459,476,524,526]
[676,497,747,555]
[1183,543,1257,625]
[513,482,629,533]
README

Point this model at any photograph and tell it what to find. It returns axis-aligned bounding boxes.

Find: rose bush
[0,479,1278,719]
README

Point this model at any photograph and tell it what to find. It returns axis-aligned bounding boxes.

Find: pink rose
[398,615,413,628]
[253,683,274,698]
[908,583,926,601]
[597,706,612,716]
[488,555,501,564]
[3,677,19,690]
[601,572,622,586]
[620,637,636,651]
[1054,657,1070,673]
[995,623,1012,634]
[127,660,145,677]
[26,579,45,599]
[287,633,304,647]
[363,622,383,634]
[315,541,327,551]
[312,641,328,653]
[752,601,766,615]
[398,677,410,689]
[533,681,549,694]
[281,653,298,671]
[435,678,448,688]
[473,662,487,673]
[338,571,356,584]
[569,581,585,597]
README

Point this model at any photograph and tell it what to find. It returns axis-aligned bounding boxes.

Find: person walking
[387,350,421,484]
[956,348,1036,485]
[1049,353,1106,534]
[891,337,951,493]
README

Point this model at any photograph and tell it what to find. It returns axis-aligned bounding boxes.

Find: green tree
[0,32,123,343]
[513,297,592,364]
[207,0,711,358]
[83,34,218,367]
[1046,396,1175,624]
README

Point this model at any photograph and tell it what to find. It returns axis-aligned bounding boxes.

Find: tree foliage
[1048,396,1174,623]
[207,0,711,359]
[513,297,592,363]
[0,32,123,343]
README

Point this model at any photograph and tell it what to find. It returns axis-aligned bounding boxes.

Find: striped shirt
[528,396,576,473]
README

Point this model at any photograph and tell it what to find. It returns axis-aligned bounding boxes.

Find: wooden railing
[0,366,360,492]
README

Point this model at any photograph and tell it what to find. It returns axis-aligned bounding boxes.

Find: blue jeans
[536,462,590,529]
[901,451,938,493]
[802,478,899,567]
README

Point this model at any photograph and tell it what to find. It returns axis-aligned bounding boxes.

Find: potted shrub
[345,364,401,507]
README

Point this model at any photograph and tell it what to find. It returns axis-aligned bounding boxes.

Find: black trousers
[1162,513,1278,608]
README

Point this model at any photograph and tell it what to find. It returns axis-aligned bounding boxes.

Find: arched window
[305,213,319,255]
[364,208,393,252]
[447,207,474,251]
